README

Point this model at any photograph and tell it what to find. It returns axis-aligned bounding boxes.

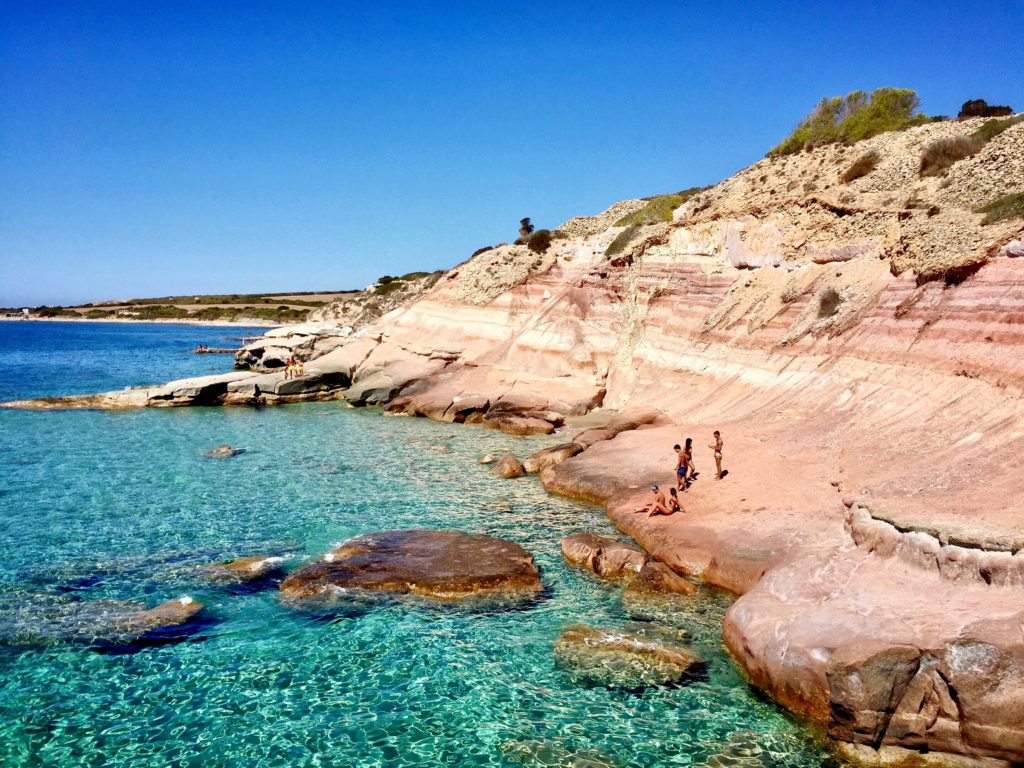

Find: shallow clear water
[0,322,836,767]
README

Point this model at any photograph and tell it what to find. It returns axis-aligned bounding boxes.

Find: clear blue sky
[2,1,1021,306]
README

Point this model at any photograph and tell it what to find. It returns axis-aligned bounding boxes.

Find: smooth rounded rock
[279,529,542,606]
[491,454,526,479]
[523,442,584,474]
[561,533,647,577]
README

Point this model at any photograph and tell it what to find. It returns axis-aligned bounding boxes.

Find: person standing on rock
[683,438,697,485]
[673,444,688,490]
[709,430,724,479]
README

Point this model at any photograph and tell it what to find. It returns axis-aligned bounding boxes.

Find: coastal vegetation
[527,229,552,253]
[606,225,639,256]
[840,150,880,183]
[976,191,1024,225]
[919,114,1023,177]
[769,88,930,156]
[614,187,708,226]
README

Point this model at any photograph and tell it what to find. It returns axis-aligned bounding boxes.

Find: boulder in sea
[206,555,285,586]
[478,453,498,465]
[204,444,244,459]
[491,454,527,479]
[561,533,647,577]
[553,624,702,690]
[523,442,585,474]
[279,529,542,608]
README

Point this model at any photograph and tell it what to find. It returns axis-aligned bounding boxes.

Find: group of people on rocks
[283,355,304,380]
[635,431,724,518]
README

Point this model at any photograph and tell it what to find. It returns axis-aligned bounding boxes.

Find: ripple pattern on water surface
[0,326,836,767]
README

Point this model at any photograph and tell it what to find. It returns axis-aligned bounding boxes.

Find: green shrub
[33,306,78,317]
[132,305,190,320]
[398,271,432,281]
[975,192,1024,225]
[840,150,880,183]
[973,114,1024,142]
[551,230,569,239]
[373,280,407,296]
[817,288,842,318]
[614,194,683,226]
[527,229,552,253]
[605,225,639,257]
[769,88,927,157]
[377,275,396,285]
[84,309,114,319]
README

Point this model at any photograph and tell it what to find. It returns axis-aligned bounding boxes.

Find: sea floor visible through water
[0,322,838,767]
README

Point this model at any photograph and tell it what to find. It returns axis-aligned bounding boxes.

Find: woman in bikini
[709,430,724,479]
[683,438,697,484]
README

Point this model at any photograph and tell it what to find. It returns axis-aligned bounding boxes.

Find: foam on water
[0,322,839,766]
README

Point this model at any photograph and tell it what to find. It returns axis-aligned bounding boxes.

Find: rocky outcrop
[553,624,702,689]
[491,454,526,479]
[278,530,542,606]
[560,533,647,577]
[7,114,1024,765]
[522,442,584,474]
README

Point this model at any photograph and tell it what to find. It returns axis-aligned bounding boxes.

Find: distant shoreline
[0,316,277,329]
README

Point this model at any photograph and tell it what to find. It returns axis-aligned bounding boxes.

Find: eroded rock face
[560,533,647,577]
[553,624,702,689]
[491,454,526,479]
[279,530,542,606]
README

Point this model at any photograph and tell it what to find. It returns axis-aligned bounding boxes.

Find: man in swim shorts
[709,430,724,479]
[674,444,688,490]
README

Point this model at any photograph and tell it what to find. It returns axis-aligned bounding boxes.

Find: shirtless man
[673,444,688,490]
[634,485,672,516]
[709,430,724,479]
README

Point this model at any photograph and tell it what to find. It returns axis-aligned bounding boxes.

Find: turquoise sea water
[0,322,836,767]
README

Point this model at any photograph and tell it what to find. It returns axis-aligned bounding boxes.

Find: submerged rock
[204,444,244,459]
[561,533,647,577]
[553,623,702,690]
[206,555,285,585]
[478,453,498,465]
[501,737,621,767]
[279,529,542,607]
[0,594,205,650]
[491,454,526,479]
[622,562,699,624]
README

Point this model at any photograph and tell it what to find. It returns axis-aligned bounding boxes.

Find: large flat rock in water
[279,529,542,606]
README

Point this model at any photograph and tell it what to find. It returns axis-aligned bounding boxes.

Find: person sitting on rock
[662,487,684,516]
[296,358,304,377]
[634,485,671,516]
[709,430,724,479]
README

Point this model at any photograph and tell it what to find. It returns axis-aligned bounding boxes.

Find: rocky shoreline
[6,115,1024,766]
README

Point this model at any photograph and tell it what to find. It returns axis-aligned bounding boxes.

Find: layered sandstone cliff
[8,115,1024,765]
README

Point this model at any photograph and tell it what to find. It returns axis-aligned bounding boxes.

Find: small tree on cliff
[519,218,535,239]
